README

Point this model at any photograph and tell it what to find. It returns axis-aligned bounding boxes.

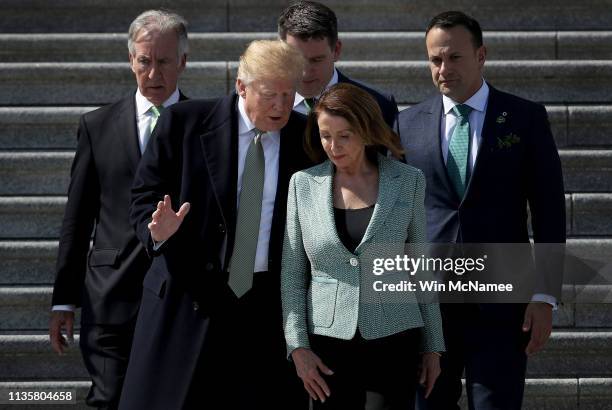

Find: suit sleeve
[130,109,183,256]
[281,173,311,358]
[525,104,566,298]
[409,171,445,353]
[52,116,100,307]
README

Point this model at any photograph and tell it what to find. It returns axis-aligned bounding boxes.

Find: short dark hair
[304,83,404,163]
[278,1,338,49]
[426,11,483,49]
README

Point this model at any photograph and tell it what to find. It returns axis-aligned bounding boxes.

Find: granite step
[1,61,611,105]
[2,105,611,150]
[0,193,610,239]
[1,31,611,62]
[2,0,611,32]
[1,149,609,195]
[0,331,610,379]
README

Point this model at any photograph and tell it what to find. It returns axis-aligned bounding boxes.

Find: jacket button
[218,223,226,233]
[205,262,214,271]
[193,302,199,311]
[350,257,358,267]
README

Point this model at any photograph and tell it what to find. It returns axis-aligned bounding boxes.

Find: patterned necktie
[447,104,473,199]
[142,105,163,153]
[228,129,266,298]
[303,97,316,113]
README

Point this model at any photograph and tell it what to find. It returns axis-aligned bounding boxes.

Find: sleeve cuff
[531,293,558,310]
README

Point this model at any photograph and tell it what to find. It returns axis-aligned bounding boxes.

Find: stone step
[0,379,609,410]
[2,31,611,62]
[1,283,610,331]
[2,149,608,195]
[0,193,610,239]
[0,331,609,380]
[2,105,611,150]
[2,0,611,32]
[1,61,611,105]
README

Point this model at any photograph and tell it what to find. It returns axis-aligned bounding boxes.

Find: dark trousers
[80,320,136,410]
[418,304,528,410]
[310,328,420,410]
[184,272,307,410]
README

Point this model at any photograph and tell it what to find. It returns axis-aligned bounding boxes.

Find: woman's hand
[419,352,441,398]
[148,195,190,242]
[291,347,334,403]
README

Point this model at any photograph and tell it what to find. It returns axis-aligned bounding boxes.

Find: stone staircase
[1,1,611,408]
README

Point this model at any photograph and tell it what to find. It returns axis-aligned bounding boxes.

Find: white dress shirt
[235,96,280,273]
[293,68,339,115]
[52,89,180,313]
[135,88,180,153]
[440,80,556,307]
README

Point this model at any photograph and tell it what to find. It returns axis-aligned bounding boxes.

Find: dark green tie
[228,129,266,298]
[447,104,473,198]
[303,97,316,113]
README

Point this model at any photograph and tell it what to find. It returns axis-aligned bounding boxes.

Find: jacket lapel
[114,95,141,175]
[355,156,401,253]
[199,94,239,239]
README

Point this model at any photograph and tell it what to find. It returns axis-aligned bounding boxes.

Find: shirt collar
[135,88,180,116]
[237,95,256,135]
[442,80,489,116]
[294,67,339,108]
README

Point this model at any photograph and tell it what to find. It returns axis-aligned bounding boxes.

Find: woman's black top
[334,204,375,253]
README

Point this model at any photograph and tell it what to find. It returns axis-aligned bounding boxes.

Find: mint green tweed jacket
[281,155,445,356]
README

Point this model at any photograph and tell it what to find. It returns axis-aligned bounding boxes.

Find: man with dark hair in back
[278,0,398,128]
[398,11,565,410]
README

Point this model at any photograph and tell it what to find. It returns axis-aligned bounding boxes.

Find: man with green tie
[398,11,565,410]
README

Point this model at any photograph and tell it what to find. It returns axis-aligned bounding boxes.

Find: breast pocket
[308,276,339,328]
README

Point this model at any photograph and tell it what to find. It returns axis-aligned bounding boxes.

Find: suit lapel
[355,156,401,253]
[199,94,238,238]
[464,84,502,199]
[114,95,141,175]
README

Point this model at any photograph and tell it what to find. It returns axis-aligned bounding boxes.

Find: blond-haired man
[119,40,310,410]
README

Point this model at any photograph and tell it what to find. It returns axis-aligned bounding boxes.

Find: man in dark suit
[49,9,188,409]
[397,11,565,410]
[278,1,398,128]
[119,40,311,410]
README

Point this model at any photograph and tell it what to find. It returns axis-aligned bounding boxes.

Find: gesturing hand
[291,347,334,403]
[148,195,190,242]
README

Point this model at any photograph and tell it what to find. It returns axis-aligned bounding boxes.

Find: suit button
[350,257,358,267]
[193,302,199,311]
[218,224,226,233]
[205,262,214,271]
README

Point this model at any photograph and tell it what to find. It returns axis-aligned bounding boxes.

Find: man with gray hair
[49,9,188,409]
[119,39,310,410]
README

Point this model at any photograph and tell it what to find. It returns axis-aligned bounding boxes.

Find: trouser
[80,319,136,410]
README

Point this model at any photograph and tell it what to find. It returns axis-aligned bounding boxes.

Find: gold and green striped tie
[447,104,472,199]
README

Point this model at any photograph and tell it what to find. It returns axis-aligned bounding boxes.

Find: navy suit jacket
[398,84,565,303]
[337,69,398,129]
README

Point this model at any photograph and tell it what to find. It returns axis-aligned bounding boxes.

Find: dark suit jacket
[337,69,398,129]
[52,92,186,325]
[398,84,565,306]
[119,93,311,410]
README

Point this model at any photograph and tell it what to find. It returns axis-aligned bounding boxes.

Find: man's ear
[332,40,342,62]
[477,45,487,66]
[236,79,247,98]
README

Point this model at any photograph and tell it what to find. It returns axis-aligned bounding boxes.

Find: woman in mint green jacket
[281,83,445,409]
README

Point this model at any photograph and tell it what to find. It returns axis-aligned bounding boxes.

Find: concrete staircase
[1,1,611,408]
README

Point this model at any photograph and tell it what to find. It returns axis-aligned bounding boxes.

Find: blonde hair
[236,40,304,90]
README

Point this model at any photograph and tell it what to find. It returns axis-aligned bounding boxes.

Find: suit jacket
[281,155,444,357]
[337,69,398,129]
[397,84,566,305]
[119,93,311,410]
[52,92,186,325]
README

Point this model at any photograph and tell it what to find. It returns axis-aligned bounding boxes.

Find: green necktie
[228,129,266,298]
[447,104,473,199]
[303,97,316,113]
[149,105,163,132]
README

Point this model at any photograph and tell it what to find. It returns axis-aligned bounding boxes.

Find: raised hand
[148,194,191,242]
